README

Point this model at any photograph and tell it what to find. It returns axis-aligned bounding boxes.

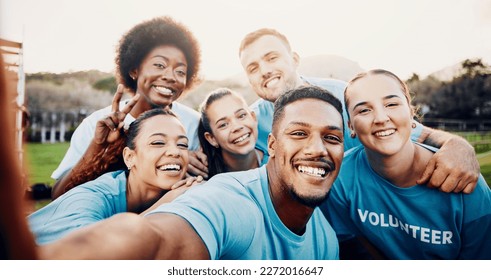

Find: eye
[217,122,228,129]
[151,140,166,146]
[154,63,166,69]
[238,113,247,119]
[324,135,342,144]
[386,102,399,108]
[248,66,258,74]
[358,108,371,114]
[177,142,189,150]
[290,131,307,137]
[268,55,278,62]
[176,69,187,77]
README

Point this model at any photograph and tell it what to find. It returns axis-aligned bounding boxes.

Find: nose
[231,119,245,134]
[165,143,181,158]
[259,61,273,78]
[161,67,176,83]
[373,107,390,124]
[304,134,328,157]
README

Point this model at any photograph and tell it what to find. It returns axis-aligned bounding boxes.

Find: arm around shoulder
[416,126,479,193]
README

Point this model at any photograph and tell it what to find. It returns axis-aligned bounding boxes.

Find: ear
[129,69,138,80]
[292,51,300,67]
[267,133,276,158]
[204,132,219,148]
[123,147,136,169]
[348,120,356,138]
[250,110,257,122]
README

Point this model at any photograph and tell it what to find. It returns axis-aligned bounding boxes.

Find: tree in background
[408,58,491,120]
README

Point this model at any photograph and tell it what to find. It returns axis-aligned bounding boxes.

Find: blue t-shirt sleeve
[410,120,423,142]
[458,176,491,259]
[28,187,112,244]
[147,177,258,259]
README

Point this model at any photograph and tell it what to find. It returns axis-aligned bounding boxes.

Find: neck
[129,94,173,119]
[222,149,262,172]
[126,172,167,213]
[366,141,431,187]
[266,162,314,235]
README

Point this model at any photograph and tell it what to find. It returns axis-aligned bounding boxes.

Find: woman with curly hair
[50,16,207,199]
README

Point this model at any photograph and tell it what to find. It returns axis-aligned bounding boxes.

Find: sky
[1,0,491,81]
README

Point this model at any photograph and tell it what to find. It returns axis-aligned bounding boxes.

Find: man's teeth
[297,165,326,177]
[154,86,173,95]
[158,164,181,171]
[233,133,250,144]
[374,129,395,137]
[265,77,280,88]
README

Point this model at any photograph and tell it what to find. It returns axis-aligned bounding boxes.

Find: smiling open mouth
[297,165,327,178]
[154,86,175,96]
[264,76,280,88]
[232,133,251,144]
[374,129,395,137]
[157,164,181,172]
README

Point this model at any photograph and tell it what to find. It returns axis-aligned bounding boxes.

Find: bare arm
[51,86,140,199]
[51,139,115,199]
[40,212,209,260]
[416,126,479,193]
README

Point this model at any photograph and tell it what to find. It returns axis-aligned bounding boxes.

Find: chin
[289,188,329,208]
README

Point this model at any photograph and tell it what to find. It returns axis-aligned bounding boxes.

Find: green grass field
[24,142,70,187]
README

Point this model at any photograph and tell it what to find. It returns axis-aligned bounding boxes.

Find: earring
[350,132,356,138]
[130,75,136,80]
[128,165,132,170]
[412,122,417,129]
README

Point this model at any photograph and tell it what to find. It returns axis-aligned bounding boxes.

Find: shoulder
[171,102,200,119]
[342,145,365,165]
[302,76,346,99]
[207,167,263,190]
[77,170,127,196]
[302,76,347,88]
[249,98,273,113]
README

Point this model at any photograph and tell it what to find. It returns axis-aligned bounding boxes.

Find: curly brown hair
[115,16,201,94]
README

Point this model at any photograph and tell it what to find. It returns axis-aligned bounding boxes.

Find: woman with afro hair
[50,16,207,199]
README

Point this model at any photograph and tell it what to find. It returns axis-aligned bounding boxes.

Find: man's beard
[288,184,329,208]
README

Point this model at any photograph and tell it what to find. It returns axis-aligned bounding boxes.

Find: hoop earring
[411,122,417,129]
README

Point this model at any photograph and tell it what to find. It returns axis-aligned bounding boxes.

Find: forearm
[40,213,162,259]
[419,126,472,150]
[51,140,107,200]
[40,212,210,260]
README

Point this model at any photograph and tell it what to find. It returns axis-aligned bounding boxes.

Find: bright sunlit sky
[1,0,491,80]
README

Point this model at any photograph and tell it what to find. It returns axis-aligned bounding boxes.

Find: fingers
[462,180,477,194]
[111,84,125,113]
[120,93,140,116]
[101,115,119,131]
[193,150,208,167]
[171,176,204,190]
[171,179,188,190]
[187,152,209,179]
[417,155,479,193]
[417,157,436,187]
